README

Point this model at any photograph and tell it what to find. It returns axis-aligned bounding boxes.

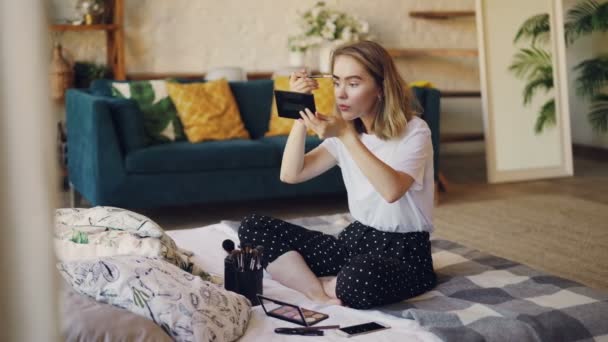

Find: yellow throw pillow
[167,79,250,143]
[409,80,436,88]
[265,76,335,137]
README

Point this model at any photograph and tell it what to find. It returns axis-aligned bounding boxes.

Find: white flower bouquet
[288,1,370,52]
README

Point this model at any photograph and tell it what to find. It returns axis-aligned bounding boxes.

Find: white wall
[50,0,484,137]
[0,2,60,341]
[563,0,608,149]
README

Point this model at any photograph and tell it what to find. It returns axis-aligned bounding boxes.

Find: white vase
[318,42,336,73]
[288,51,306,67]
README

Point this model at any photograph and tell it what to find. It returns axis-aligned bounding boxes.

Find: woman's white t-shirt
[320,116,434,233]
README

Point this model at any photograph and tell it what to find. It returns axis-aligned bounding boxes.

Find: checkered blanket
[232,213,608,342]
[386,238,608,342]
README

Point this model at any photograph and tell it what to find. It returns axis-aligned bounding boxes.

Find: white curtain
[0,1,59,341]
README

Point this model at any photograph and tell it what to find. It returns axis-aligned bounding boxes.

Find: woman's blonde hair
[331,40,419,140]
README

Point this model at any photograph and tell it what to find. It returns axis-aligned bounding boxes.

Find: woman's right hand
[289,69,319,94]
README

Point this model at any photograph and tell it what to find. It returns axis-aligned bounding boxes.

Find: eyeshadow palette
[257,294,329,326]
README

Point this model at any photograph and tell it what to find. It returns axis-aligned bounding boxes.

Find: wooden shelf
[441,90,481,98]
[50,24,119,32]
[410,11,475,19]
[441,133,484,143]
[50,0,125,80]
[387,48,478,58]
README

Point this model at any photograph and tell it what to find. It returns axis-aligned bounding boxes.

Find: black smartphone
[335,321,390,337]
[274,90,316,119]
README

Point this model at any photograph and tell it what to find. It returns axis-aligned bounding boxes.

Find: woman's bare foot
[324,297,343,306]
[319,276,338,299]
[308,293,343,306]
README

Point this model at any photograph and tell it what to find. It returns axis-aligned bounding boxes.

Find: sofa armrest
[66,89,126,205]
[416,88,441,181]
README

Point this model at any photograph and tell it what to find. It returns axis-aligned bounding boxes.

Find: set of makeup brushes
[223,239,265,272]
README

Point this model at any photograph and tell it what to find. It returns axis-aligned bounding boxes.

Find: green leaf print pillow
[111,80,185,143]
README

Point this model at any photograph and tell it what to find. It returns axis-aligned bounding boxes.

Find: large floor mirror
[476,0,573,183]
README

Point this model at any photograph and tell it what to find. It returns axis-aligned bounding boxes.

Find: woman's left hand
[298,108,356,140]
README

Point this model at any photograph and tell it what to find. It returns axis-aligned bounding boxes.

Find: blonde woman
[239,41,436,309]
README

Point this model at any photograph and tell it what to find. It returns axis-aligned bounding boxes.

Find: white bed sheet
[167,224,440,342]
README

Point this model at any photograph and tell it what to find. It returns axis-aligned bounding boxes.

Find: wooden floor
[438,153,608,206]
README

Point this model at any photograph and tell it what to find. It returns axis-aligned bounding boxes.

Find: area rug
[433,194,608,291]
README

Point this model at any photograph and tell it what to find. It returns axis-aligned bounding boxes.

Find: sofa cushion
[167,79,250,143]
[91,78,206,96]
[125,139,279,174]
[111,80,186,144]
[266,76,335,137]
[229,79,273,139]
[259,135,324,155]
[94,79,274,140]
[90,79,114,96]
[106,97,149,153]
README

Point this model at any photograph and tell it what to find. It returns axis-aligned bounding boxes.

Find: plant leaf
[514,13,550,46]
[535,99,556,134]
[129,82,155,106]
[573,55,608,97]
[565,0,608,44]
[589,93,608,132]
[509,47,552,80]
[523,73,554,105]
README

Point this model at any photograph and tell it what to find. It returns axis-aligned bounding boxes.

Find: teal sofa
[66,79,440,208]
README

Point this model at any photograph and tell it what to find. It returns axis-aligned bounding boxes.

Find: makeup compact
[274,90,317,119]
[257,295,329,326]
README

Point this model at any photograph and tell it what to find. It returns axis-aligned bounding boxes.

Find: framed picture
[476,0,573,183]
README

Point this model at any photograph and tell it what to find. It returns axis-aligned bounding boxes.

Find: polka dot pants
[238,214,437,309]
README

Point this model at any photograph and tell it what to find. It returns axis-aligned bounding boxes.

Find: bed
[166,213,608,342]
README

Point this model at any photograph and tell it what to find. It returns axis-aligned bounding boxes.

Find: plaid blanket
[385,238,608,342]
[226,213,608,342]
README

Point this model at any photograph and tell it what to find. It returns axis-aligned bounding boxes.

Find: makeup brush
[308,74,333,79]
[222,239,235,253]
[255,245,265,269]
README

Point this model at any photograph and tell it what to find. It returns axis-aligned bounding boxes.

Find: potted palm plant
[566,0,608,132]
[509,0,608,134]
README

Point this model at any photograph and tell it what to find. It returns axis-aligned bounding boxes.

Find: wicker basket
[50,43,74,103]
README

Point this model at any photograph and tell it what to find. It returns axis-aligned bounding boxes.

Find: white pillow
[58,256,251,342]
[55,207,209,280]
[55,207,164,238]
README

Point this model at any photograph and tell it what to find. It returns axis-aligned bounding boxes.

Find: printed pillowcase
[54,207,210,280]
[111,80,185,144]
[58,256,251,342]
[265,76,335,137]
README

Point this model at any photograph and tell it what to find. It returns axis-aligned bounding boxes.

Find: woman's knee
[334,255,382,309]
[335,255,404,309]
